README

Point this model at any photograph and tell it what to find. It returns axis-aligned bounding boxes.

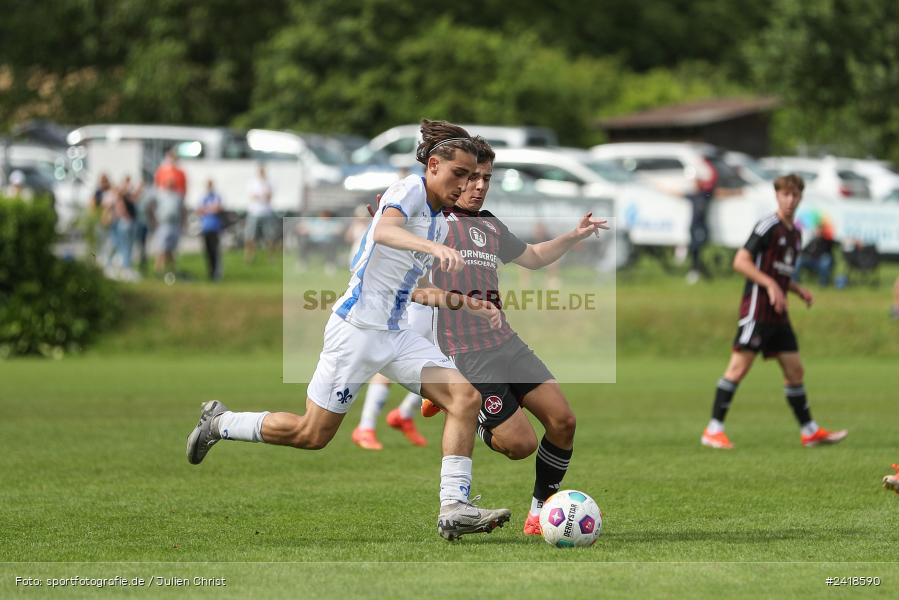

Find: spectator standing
[198,179,224,281]
[152,180,186,278]
[82,173,111,261]
[108,177,138,279]
[244,165,274,263]
[134,181,154,274]
[154,150,187,199]
[686,167,718,284]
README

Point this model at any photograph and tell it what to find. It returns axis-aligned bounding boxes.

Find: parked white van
[66,124,311,213]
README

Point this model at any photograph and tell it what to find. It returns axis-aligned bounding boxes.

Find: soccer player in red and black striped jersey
[422,137,609,536]
[701,174,847,450]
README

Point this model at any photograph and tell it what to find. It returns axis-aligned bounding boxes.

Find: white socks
[529,497,544,517]
[801,420,819,437]
[359,383,390,430]
[217,411,269,442]
[440,455,472,506]
[706,419,725,434]
[398,393,422,419]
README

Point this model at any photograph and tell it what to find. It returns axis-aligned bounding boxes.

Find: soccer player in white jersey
[350,306,433,450]
[186,120,511,540]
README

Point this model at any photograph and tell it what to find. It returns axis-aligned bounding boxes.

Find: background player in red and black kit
[701,174,847,450]
[422,137,609,536]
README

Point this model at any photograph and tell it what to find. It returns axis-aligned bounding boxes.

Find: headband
[428,137,470,155]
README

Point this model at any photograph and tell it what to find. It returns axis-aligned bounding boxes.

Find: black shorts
[733,320,799,358]
[452,334,555,431]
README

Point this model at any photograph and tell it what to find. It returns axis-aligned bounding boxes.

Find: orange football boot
[701,428,733,449]
[801,427,848,447]
[386,408,427,447]
[351,427,382,451]
[420,398,442,418]
[523,512,543,536]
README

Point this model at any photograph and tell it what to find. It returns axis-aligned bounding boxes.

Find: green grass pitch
[1,253,897,598]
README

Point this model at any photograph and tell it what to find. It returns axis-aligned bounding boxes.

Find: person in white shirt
[187,120,511,540]
[244,165,275,263]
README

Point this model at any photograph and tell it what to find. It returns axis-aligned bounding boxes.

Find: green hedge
[0,197,120,357]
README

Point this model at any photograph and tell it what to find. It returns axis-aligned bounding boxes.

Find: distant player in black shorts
[701,173,847,449]
[422,137,609,536]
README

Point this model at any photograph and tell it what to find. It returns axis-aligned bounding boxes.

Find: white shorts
[407,303,436,341]
[307,312,454,414]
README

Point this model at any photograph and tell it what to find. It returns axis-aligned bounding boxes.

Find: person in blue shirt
[198,179,224,281]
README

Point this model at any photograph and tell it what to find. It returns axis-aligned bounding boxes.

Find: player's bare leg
[420,367,480,457]
[187,398,345,464]
[722,349,756,383]
[517,381,576,535]
[522,381,576,450]
[260,399,345,449]
[421,366,511,540]
[489,410,538,460]
[702,350,756,449]
[775,352,847,447]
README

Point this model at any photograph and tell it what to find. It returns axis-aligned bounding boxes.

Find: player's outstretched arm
[513,212,609,270]
[733,248,786,313]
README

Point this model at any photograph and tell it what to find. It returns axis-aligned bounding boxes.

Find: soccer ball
[539,489,603,548]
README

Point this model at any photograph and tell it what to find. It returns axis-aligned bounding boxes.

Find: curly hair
[415,119,477,165]
[471,136,495,164]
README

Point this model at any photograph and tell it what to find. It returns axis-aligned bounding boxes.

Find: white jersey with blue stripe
[333,175,446,331]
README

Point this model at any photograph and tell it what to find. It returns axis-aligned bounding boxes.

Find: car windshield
[736,159,775,181]
[305,139,345,166]
[350,145,394,166]
[584,160,634,183]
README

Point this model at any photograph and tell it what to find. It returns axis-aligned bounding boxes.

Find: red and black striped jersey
[738,213,802,324]
[431,207,527,355]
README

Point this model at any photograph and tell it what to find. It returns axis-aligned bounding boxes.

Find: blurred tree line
[1,0,898,160]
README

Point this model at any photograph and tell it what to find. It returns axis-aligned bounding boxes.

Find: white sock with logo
[217,411,269,442]
[359,383,389,430]
[801,420,819,437]
[440,455,472,506]
[398,392,421,419]
[529,497,545,518]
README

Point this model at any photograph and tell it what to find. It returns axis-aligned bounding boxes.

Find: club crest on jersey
[484,395,503,415]
[336,387,353,404]
[469,227,487,248]
[778,237,786,246]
